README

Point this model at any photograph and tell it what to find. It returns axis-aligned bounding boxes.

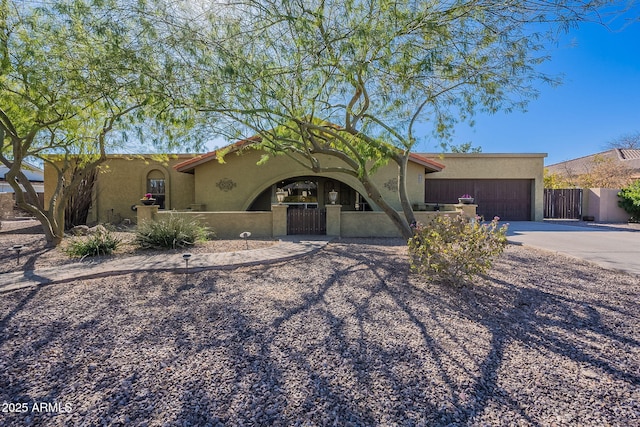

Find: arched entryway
[247,176,372,211]
[247,176,372,235]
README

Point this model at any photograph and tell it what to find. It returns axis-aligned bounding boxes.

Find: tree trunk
[360,174,413,240]
[395,152,417,228]
[13,196,64,246]
[4,158,86,247]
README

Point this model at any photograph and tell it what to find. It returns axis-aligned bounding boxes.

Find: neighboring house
[0,161,45,194]
[43,143,546,236]
[0,162,45,219]
[546,149,640,185]
[545,149,640,222]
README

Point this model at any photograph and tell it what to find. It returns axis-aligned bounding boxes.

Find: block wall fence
[135,204,478,239]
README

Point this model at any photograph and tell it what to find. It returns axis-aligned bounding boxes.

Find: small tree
[547,155,634,189]
[607,131,640,150]
[544,168,575,189]
[618,180,640,222]
[181,0,617,239]
[577,155,633,189]
[64,164,97,229]
[0,0,201,245]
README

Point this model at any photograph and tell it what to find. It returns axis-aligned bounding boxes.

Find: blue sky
[415,12,640,166]
[201,7,639,167]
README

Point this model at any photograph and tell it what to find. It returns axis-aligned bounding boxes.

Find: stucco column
[137,205,159,224]
[325,204,342,237]
[454,203,477,219]
[271,204,288,237]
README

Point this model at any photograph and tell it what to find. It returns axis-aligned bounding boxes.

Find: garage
[425,179,532,221]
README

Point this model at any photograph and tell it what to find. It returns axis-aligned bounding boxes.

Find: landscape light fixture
[182,253,192,286]
[11,245,24,265]
[239,231,252,250]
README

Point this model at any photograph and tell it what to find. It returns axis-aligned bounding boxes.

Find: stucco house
[546,149,640,183]
[545,149,640,223]
[44,142,546,237]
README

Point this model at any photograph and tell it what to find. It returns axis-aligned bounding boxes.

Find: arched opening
[146,169,166,209]
[247,176,373,211]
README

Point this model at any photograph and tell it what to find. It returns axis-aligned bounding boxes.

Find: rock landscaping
[0,226,638,426]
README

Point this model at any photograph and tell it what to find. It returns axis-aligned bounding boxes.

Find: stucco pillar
[455,203,477,219]
[0,193,13,220]
[271,204,288,237]
[325,204,342,237]
[136,205,159,224]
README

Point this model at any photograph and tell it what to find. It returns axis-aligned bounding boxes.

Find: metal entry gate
[287,208,327,235]
[543,189,583,219]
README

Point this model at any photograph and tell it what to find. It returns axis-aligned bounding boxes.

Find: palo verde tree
[180,0,618,239]
[0,0,200,245]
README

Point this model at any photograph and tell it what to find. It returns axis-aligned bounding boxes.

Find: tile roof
[174,137,445,173]
[173,137,259,173]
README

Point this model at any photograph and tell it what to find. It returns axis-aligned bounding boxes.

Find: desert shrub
[65,229,121,258]
[618,180,640,222]
[135,214,212,249]
[408,214,508,285]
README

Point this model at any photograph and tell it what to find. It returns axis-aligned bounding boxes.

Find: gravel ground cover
[0,220,276,274]
[1,225,638,426]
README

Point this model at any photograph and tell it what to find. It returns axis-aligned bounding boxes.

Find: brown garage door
[425,179,532,221]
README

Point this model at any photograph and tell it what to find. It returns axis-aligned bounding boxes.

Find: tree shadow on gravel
[0,285,79,425]
[0,223,43,235]
[0,232,55,274]
[401,248,640,425]
[1,243,639,426]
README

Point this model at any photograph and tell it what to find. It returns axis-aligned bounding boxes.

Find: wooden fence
[544,189,583,219]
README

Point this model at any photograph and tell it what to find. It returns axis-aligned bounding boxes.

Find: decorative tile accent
[216,178,237,192]
[384,178,398,192]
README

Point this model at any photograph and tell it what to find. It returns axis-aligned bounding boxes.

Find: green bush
[618,180,640,222]
[408,214,508,285]
[65,229,121,258]
[135,214,212,250]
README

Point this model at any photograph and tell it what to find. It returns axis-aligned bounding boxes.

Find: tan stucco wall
[340,210,462,237]
[44,155,197,224]
[45,150,544,227]
[142,208,470,239]
[156,210,273,239]
[421,153,546,221]
[192,149,425,212]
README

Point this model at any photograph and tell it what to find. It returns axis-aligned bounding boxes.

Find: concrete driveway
[506,221,640,276]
